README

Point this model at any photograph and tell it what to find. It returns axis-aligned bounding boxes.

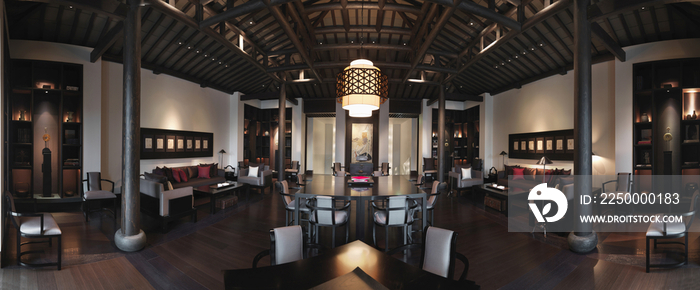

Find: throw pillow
[166,181,174,191]
[172,168,181,183]
[524,168,536,181]
[153,166,165,176]
[248,166,259,177]
[200,163,218,178]
[561,169,572,176]
[187,166,198,179]
[198,165,211,179]
[178,169,188,183]
[512,168,525,180]
[461,167,472,180]
[144,172,169,190]
[163,167,176,183]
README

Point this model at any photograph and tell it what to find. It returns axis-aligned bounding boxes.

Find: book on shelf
[637,140,652,145]
[64,158,80,166]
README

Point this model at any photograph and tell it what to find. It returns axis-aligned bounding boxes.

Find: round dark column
[437,85,446,183]
[115,0,146,252]
[568,0,597,253]
[278,84,286,181]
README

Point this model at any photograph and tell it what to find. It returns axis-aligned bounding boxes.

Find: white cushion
[248,166,259,177]
[273,226,303,265]
[286,200,310,211]
[84,190,117,200]
[310,211,348,224]
[461,167,472,180]
[423,227,454,278]
[374,211,412,225]
[20,213,62,236]
[646,215,686,237]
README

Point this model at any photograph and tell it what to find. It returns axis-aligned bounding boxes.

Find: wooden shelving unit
[5,59,83,201]
[242,104,292,171]
[431,106,480,172]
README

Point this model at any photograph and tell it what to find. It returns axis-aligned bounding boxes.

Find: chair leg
[57,236,62,271]
[16,231,21,266]
[332,227,336,248]
[685,235,689,265]
[84,200,89,222]
[345,223,349,244]
[372,222,377,247]
[646,237,650,273]
[385,225,389,252]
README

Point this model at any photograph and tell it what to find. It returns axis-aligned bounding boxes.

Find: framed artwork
[528,138,535,153]
[686,125,699,141]
[545,137,554,153]
[521,141,527,152]
[166,135,176,152]
[536,137,544,153]
[203,138,209,150]
[143,134,154,152]
[566,136,574,153]
[555,137,564,153]
[186,136,193,152]
[195,137,201,151]
[155,135,165,152]
[176,136,185,152]
[351,123,373,163]
[513,140,519,151]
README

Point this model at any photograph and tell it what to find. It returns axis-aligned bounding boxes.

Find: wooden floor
[3,176,700,289]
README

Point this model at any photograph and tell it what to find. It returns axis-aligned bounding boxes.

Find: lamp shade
[219,149,227,154]
[500,151,508,156]
[337,59,388,117]
[536,156,553,165]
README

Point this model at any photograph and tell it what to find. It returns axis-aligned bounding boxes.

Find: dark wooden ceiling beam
[196,1,266,61]
[618,13,634,46]
[315,26,412,35]
[590,21,626,61]
[633,9,648,43]
[340,0,350,32]
[650,6,661,40]
[426,92,483,106]
[668,3,700,30]
[305,2,422,15]
[376,0,386,32]
[146,0,279,84]
[240,91,299,105]
[143,19,180,61]
[444,0,571,84]
[403,5,456,82]
[267,2,322,81]
[199,0,294,28]
[141,12,167,47]
[314,43,412,51]
[424,0,521,31]
[54,5,65,42]
[15,0,127,20]
[68,8,82,43]
[90,20,124,62]
[81,12,97,46]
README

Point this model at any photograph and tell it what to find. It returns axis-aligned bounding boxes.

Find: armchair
[252,225,323,268]
[448,165,483,197]
[82,172,117,223]
[238,165,273,194]
[140,178,197,232]
[285,161,300,181]
[646,192,699,272]
[423,158,438,183]
[5,192,62,270]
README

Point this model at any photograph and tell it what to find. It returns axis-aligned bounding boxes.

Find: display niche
[5,59,83,201]
[431,106,480,173]
[242,104,292,171]
[633,58,700,193]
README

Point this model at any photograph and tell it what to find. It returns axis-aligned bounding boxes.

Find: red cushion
[198,166,210,179]
[543,169,553,183]
[512,168,525,180]
[172,168,181,183]
[178,168,188,182]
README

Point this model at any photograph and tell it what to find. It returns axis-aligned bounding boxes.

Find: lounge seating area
[4,1,700,289]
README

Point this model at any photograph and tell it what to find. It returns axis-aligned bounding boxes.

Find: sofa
[237,163,273,193]
[448,164,483,196]
[152,165,226,189]
[140,178,197,232]
[497,165,572,191]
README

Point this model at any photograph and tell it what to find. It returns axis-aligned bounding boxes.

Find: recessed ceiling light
[507,59,512,62]
[224,64,229,68]
[69,5,73,9]
[218,61,223,65]
[469,22,474,26]
[178,41,183,45]
[351,40,354,43]
[249,21,254,25]
[641,6,646,10]
[494,65,499,69]
[514,55,519,59]
[211,57,216,61]
[203,53,208,57]
[196,49,201,54]
[500,62,505,66]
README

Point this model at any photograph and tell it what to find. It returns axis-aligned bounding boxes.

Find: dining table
[223,240,479,289]
[293,175,428,242]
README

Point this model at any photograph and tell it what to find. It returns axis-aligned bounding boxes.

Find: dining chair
[82,172,117,224]
[423,157,438,182]
[331,162,345,176]
[372,196,415,252]
[285,161,300,181]
[602,173,632,215]
[276,180,309,228]
[646,191,699,272]
[252,225,323,267]
[389,226,470,281]
[411,174,425,187]
[414,181,445,228]
[5,192,62,270]
[306,196,351,248]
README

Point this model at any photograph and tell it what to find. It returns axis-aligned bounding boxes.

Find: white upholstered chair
[5,192,62,270]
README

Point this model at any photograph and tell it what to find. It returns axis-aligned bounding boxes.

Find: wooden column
[438,85,446,183]
[569,0,597,253]
[278,84,286,181]
[115,0,146,252]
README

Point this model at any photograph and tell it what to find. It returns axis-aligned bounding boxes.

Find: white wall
[9,40,103,177]
[490,60,616,174]
[615,39,700,173]
[311,118,335,174]
[103,61,232,189]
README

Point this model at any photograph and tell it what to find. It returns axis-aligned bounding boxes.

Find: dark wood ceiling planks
[5,0,700,100]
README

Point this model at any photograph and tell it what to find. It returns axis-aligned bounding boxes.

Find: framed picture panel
[141,128,213,159]
[508,129,573,160]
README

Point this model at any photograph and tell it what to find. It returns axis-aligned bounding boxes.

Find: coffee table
[473,184,510,216]
[193,182,249,214]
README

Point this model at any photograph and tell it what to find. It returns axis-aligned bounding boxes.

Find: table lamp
[536,156,553,171]
[219,149,227,169]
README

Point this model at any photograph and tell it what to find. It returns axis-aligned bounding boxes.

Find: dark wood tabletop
[223,240,478,290]
[193,182,249,214]
[294,175,428,240]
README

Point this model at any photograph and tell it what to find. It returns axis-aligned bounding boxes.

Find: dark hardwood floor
[2,176,700,289]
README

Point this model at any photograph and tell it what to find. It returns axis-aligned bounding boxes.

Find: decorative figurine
[19,110,26,121]
[693,110,697,120]
[66,111,74,122]
[641,113,649,122]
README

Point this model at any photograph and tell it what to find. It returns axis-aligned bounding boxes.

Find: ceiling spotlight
[494,64,499,69]
[69,5,73,9]
[460,85,463,88]
[538,41,544,47]
[641,6,646,10]
[187,45,192,50]
[249,20,254,25]
[224,64,229,68]
[203,53,208,57]
[262,84,266,87]
[177,41,183,45]
[196,49,201,54]
[507,59,512,62]
[500,62,505,66]
[218,61,223,65]
[530,46,536,51]
[403,42,407,46]
[469,22,474,26]
[211,57,216,61]
[372,40,376,44]
[319,41,323,45]
[514,55,519,59]
[521,50,527,55]
[351,40,354,43]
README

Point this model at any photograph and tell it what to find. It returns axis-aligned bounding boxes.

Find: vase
[693,110,697,120]
[641,113,649,122]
